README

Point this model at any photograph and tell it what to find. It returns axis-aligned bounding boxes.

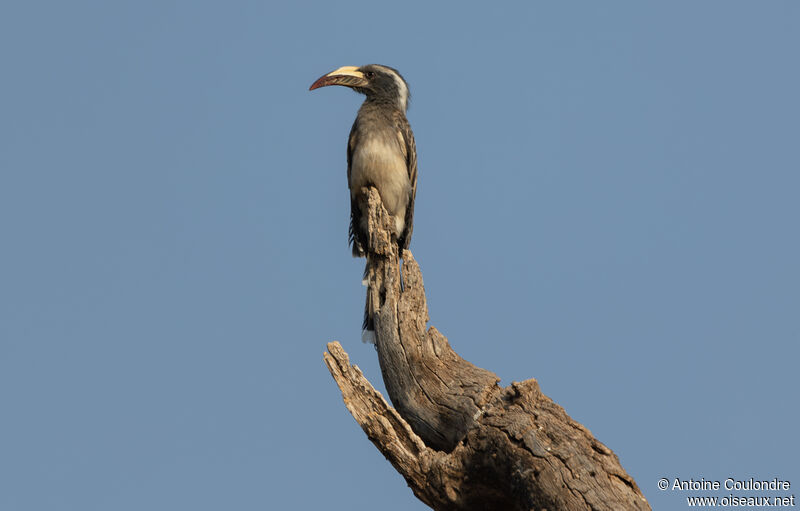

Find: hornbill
[310,64,418,343]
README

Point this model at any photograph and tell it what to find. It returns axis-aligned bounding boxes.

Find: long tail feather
[361,256,376,344]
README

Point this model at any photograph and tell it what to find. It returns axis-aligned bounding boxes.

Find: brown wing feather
[395,113,417,251]
[346,120,365,257]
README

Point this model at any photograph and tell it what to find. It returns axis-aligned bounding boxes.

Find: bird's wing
[396,113,417,250]
[347,119,365,256]
[396,114,417,249]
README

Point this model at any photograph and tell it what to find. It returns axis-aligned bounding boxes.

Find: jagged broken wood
[323,187,651,510]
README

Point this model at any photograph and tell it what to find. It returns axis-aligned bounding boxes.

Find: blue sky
[1,1,798,510]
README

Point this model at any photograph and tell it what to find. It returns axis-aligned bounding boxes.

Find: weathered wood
[325,187,650,510]
[361,187,501,452]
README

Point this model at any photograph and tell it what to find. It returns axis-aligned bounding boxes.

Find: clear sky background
[1,1,798,510]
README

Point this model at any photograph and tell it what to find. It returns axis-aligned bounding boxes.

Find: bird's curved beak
[309,66,368,91]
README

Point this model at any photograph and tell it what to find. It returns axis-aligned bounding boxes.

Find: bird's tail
[361,256,376,344]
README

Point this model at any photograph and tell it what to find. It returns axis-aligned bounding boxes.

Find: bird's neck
[363,95,406,113]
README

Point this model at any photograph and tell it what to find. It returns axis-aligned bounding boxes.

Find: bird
[310,64,418,343]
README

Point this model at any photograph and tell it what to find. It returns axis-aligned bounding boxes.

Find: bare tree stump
[324,188,650,510]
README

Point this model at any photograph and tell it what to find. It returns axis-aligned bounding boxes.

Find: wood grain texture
[325,187,651,510]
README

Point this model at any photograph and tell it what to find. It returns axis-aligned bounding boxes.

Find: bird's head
[309,64,409,111]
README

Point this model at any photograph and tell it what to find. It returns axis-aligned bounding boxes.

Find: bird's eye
[366,71,375,78]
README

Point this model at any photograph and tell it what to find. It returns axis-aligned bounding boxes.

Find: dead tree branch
[324,187,650,510]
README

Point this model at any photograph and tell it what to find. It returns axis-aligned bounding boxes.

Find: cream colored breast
[350,136,410,219]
